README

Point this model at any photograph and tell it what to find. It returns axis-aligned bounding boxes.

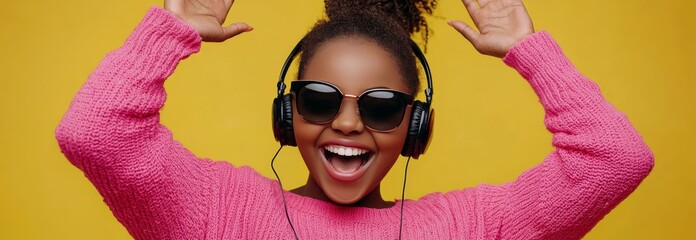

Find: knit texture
[56,7,654,239]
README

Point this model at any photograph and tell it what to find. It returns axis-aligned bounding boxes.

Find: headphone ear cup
[401,101,433,159]
[280,94,296,146]
[272,94,296,146]
[402,101,423,158]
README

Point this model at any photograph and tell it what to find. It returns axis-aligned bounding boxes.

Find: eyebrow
[365,86,391,91]
[363,86,411,95]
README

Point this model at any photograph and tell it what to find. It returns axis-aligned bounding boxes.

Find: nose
[331,98,364,135]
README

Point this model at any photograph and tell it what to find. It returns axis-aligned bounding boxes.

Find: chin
[313,172,377,206]
[324,188,367,205]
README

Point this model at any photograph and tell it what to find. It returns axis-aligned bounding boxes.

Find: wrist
[498,32,535,58]
[502,31,567,79]
[123,7,201,53]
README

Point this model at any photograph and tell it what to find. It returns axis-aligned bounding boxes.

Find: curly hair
[297,0,437,95]
[325,0,436,39]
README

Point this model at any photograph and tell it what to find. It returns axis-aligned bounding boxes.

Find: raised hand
[448,0,534,58]
[164,0,252,42]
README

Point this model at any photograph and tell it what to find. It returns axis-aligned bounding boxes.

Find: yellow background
[1,0,694,239]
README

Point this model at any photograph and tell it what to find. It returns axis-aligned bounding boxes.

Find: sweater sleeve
[443,32,654,239]
[55,7,217,239]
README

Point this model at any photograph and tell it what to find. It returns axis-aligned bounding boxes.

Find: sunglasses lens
[296,83,342,123]
[359,91,407,131]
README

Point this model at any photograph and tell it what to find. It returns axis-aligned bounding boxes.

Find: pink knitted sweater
[56,7,654,239]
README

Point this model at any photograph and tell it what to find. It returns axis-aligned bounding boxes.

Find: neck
[290,177,394,209]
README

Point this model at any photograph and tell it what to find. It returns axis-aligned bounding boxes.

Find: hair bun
[324,0,436,36]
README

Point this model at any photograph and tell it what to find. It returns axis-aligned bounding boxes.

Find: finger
[448,20,480,45]
[461,0,480,14]
[221,22,253,40]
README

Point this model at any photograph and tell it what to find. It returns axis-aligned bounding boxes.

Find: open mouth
[320,145,374,181]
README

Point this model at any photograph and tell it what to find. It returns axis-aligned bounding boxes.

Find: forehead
[301,37,409,95]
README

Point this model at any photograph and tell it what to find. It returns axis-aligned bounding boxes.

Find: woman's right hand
[164,0,252,42]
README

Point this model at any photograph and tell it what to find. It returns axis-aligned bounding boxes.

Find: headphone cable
[270,145,300,240]
[398,156,412,240]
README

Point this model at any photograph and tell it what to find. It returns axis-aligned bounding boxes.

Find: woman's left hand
[449,0,535,58]
[164,0,251,42]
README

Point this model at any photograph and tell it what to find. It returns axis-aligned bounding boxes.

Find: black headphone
[272,39,434,159]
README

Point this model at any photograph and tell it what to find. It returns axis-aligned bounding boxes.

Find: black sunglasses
[291,80,414,132]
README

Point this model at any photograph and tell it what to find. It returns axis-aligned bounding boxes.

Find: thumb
[220,22,253,41]
[448,20,480,45]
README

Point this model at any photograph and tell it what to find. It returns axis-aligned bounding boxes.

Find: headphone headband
[277,38,434,103]
[273,37,435,159]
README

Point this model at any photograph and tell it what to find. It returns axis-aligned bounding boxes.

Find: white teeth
[324,145,369,157]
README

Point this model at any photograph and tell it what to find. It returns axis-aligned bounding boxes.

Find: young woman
[56,0,654,239]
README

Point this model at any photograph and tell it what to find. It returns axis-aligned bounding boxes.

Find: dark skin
[288,37,410,208]
[166,0,535,208]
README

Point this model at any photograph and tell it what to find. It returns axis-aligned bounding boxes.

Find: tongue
[329,155,363,173]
